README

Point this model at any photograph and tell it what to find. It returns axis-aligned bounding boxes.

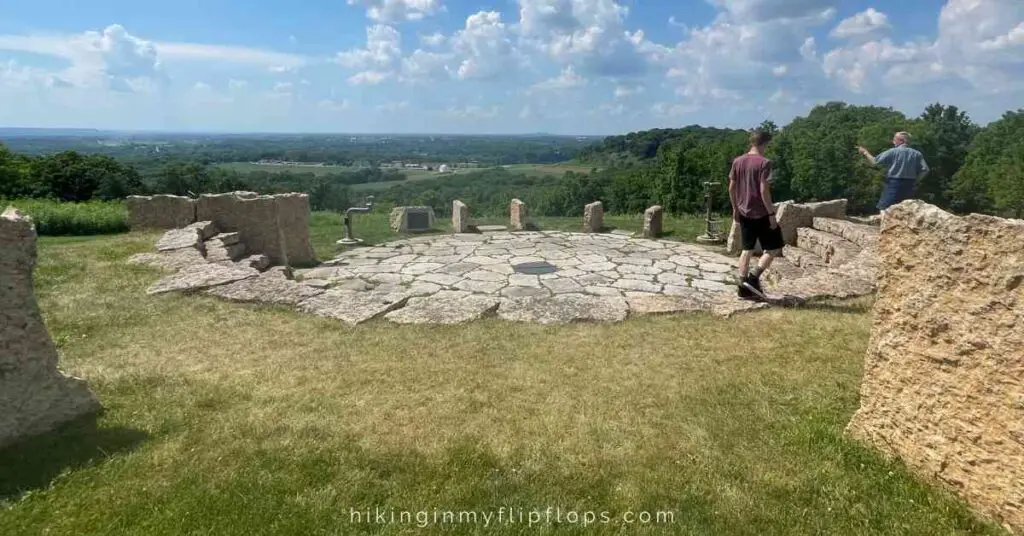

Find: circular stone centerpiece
[290,231,760,325]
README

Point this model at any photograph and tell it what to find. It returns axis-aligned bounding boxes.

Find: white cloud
[613,84,643,98]
[598,102,625,116]
[651,102,694,117]
[346,0,442,23]
[156,42,308,68]
[830,8,891,40]
[708,0,835,23]
[528,65,587,92]
[421,32,446,47]
[348,70,392,85]
[450,11,520,80]
[336,25,402,70]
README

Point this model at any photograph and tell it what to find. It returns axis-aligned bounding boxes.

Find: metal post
[337,196,374,246]
[696,181,725,245]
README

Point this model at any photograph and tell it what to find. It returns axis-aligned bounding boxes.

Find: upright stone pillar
[643,205,663,238]
[583,201,604,233]
[452,200,470,233]
[510,199,527,231]
[1,207,101,449]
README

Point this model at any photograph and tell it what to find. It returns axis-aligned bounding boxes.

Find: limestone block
[846,200,1024,532]
[196,192,316,266]
[126,195,196,230]
[0,207,101,449]
[452,200,470,233]
[643,205,663,239]
[510,199,527,231]
[583,201,604,233]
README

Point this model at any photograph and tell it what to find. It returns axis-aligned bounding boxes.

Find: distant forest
[2,102,1022,218]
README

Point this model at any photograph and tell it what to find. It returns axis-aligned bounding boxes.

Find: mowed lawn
[0,229,1006,535]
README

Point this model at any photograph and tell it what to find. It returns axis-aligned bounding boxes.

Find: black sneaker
[742,274,769,302]
[737,275,756,300]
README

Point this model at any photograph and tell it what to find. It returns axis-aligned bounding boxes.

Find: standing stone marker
[846,200,1024,532]
[643,205,663,238]
[195,191,316,266]
[1,207,101,449]
[452,200,470,233]
[510,199,527,231]
[390,206,436,233]
[583,201,604,233]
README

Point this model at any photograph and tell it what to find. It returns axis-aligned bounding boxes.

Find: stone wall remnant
[452,200,470,233]
[846,200,1024,532]
[727,198,849,255]
[1,207,102,449]
[195,192,316,266]
[510,199,527,231]
[583,202,604,233]
[127,195,196,230]
[643,205,663,238]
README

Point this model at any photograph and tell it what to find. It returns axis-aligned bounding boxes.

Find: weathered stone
[454,279,506,294]
[510,199,527,231]
[147,263,258,295]
[498,294,628,324]
[612,279,662,293]
[385,291,500,324]
[626,292,712,315]
[846,200,1024,532]
[299,289,411,325]
[774,198,848,247]
[127,194,196,230]
[196,192,316,266]
[407,282,443,297]
[242,254,271,271]
[128,248,207,271]
[501,286,551,298]
[185,220,218,240]
[205,272,324,305]
[476,225,508,232]
[583,201,604,233]
[643,205,663,238]
[400,262,444,275]
[466,270,507,282]
[691,279,732,292]
[0,208,102,449]
[508,274,541,287]
[302,279,331,289]
[156,227,203,252]
[205,239,246,263]
[389,206,436,233]
[452,200,470,233]
[541,278,584,294]
[582,286,622,297]
[212,232,240,246]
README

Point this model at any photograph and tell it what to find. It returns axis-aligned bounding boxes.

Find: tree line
[2,101,1022,218]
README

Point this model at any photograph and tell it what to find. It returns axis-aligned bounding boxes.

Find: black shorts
[738,215,784,252]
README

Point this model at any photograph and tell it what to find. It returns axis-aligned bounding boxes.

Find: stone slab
[385,291,500,324]
[498,294,628,324]
[147,263,259,295]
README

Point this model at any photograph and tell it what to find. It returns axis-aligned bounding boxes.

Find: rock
[583,201,604,233]
[196,192,316,266]
[846,200,1024,532]
[185,220,218,240]
[452,200,471,233]
[127,194,196,230]
[453,279,506,294]
[389,206,436,233]
[264,266,293,280]
[205,273,324,305]
[212,232,240,246]
[1,207,102,449]
[146,263,258,295]
[417,272,463,287]
[498,294,628,324]
[385,291,500,324]
[155,227,203,252]
[128,248,207,271]
[643,205,663,238]
[242,254,270,271]
[510,199,527,231]
[476,225,508,232]
[541,278,584,294]
[298,289,411,325]
[204,238,246,263]
[501,286,551,298]
[302,279,331,289]
[612,279,662,293]
[774,198,848,246]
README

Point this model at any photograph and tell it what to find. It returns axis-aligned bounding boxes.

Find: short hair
[750,130,772,147]
[895,131,911,142]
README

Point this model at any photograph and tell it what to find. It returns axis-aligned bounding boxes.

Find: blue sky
[0,0,1021,134]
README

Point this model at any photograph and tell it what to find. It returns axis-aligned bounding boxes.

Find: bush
[1,198,129,235]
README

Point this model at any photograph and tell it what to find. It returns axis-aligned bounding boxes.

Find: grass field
[218,161,360,176]
[1,198,129,235]
[0,217,1006,535]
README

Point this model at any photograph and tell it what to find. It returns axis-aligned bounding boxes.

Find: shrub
[1,198,129,235]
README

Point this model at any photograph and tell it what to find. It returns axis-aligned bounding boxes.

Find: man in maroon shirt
[728,130,783,301]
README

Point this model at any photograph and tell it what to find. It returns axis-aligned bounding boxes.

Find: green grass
[1,198,129,235]
[0,229,1007,535]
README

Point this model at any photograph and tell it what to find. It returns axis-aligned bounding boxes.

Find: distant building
[438,164,451,173]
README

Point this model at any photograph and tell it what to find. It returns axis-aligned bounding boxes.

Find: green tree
[952,110,1024,216]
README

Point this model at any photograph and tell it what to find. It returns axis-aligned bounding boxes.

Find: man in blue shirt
[858,132,929,211]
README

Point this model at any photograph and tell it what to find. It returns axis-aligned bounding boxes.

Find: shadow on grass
[0,414,148,501]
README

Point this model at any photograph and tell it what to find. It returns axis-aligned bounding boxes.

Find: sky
[0,0,1021,135]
